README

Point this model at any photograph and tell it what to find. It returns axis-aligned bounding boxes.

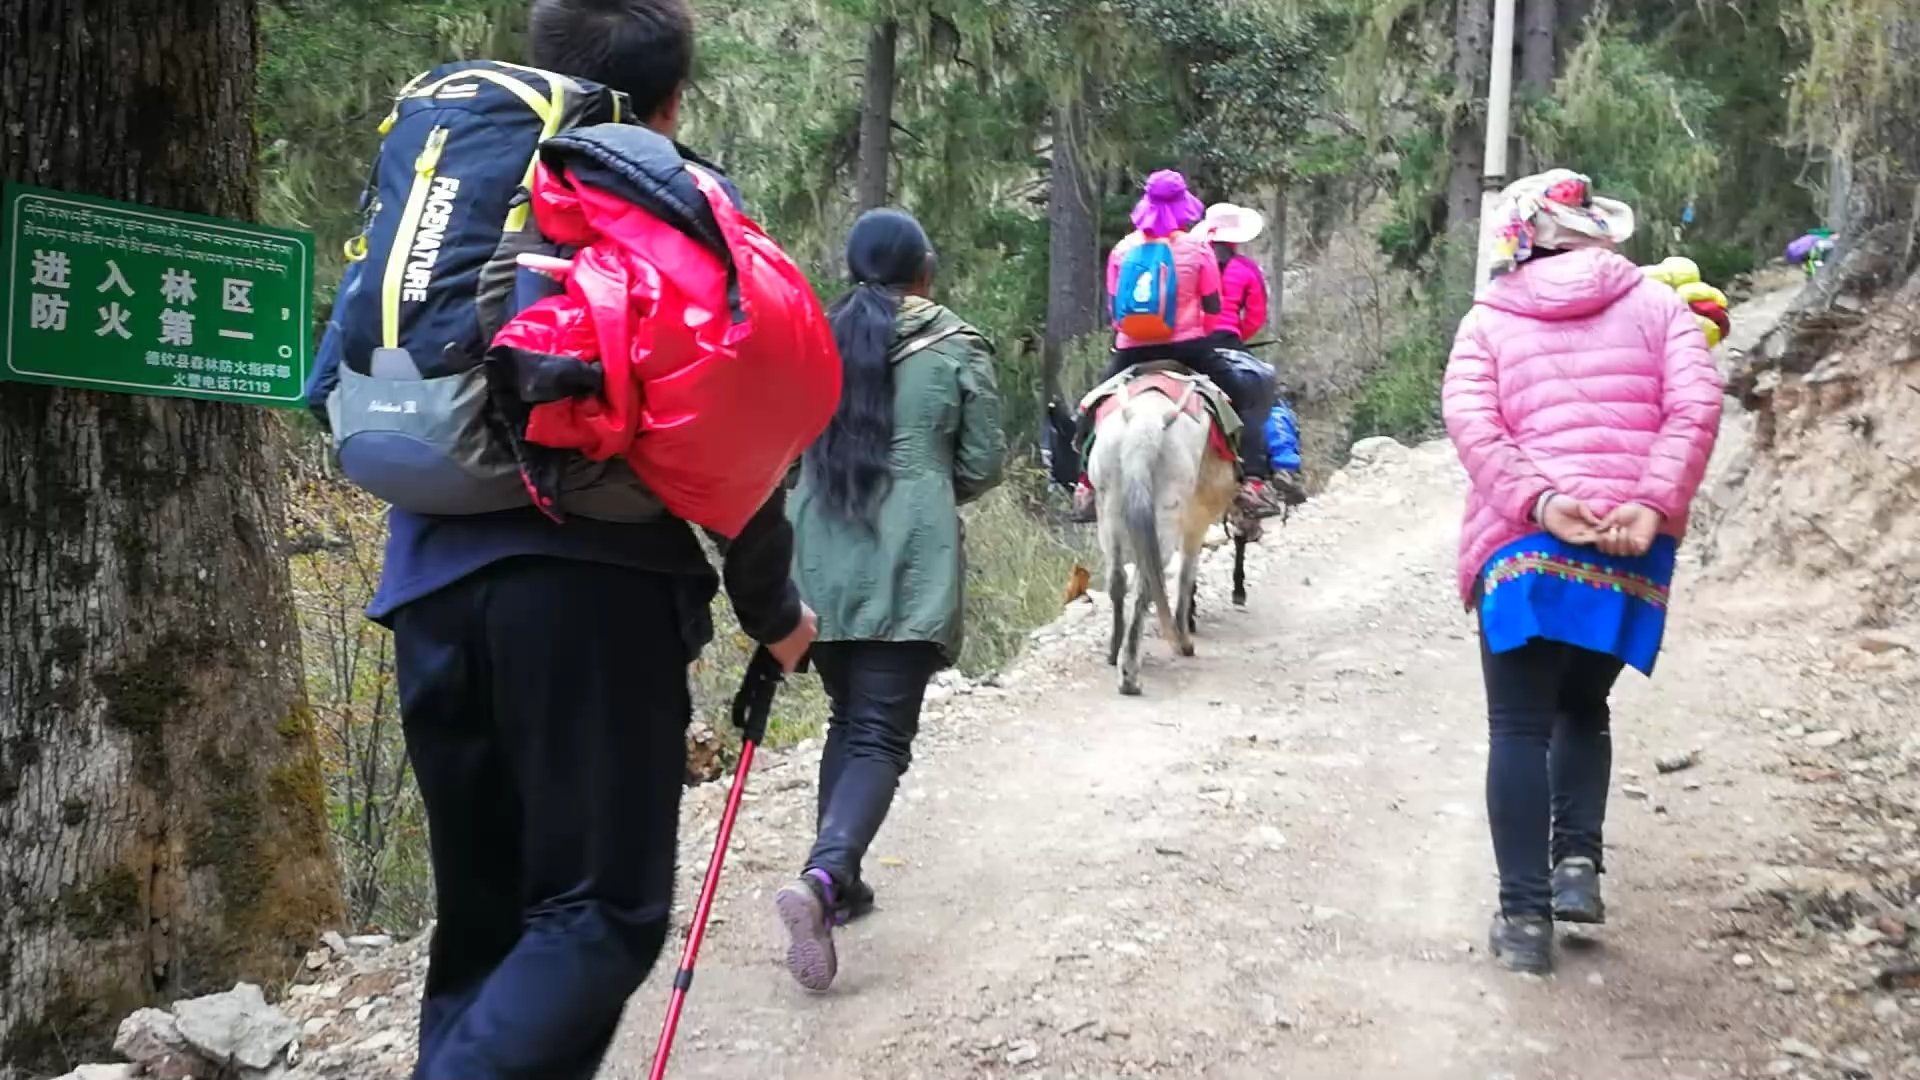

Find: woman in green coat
[776,208,1006,992]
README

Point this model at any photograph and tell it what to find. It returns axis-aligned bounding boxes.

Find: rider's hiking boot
[775,869,839,992]
[1270,471,1309,507]
[1235,477,1286,519]
[1489,913,1554,975]
[1551,857,1605,925]
[1228,480,1266,542]
[1070,480,1097,523]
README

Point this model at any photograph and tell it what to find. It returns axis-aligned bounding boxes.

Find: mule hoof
[1119,678,1142,696]
[1178,642,1196,658]
[1231,592,1247,608]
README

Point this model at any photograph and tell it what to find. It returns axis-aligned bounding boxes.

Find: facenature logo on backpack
[401,177,461,303]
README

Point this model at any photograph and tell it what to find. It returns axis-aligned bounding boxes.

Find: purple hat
[1131,170,1205,237]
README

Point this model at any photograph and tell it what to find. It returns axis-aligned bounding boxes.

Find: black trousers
[393,557,695,1080]
[1101,343,1271,477]
[805,641,944,889]
[1479,633,1624,918]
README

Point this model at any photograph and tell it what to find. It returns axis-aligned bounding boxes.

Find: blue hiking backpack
[1266,400,1302,473]
[1113,239,1178,341]
[319,61,663,520]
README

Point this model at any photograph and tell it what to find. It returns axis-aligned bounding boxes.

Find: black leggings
[1480,633,1624,917]
[805,641,944,889]
[1100,343,1271,477]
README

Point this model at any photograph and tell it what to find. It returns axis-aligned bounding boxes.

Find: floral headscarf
[1485,169,1636,276]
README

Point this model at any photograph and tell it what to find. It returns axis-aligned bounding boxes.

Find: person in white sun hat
[1193,202,1270,350]
[1192,201,1304,508]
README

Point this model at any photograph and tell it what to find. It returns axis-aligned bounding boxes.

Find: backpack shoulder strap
[888,324,967,365]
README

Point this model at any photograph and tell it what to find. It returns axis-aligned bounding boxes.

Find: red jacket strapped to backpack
[491,132,841,539]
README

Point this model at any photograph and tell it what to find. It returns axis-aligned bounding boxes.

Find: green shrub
[1678,239,1759,287]
[1344,244,1471,448]
[958,465,1098,675]
[1345,326,1448,445]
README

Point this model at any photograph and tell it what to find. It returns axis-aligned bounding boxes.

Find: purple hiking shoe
[776,869,838,992]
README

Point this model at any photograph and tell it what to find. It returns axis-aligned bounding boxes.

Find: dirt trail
[605,440,1823,1080]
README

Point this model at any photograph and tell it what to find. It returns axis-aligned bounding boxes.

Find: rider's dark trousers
[1103,342,1271,477]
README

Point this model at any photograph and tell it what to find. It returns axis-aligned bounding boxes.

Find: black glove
[493,346,604,404]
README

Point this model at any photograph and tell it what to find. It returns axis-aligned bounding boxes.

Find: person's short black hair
[529,0,693,120]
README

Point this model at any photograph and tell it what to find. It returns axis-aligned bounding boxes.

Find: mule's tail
[1121,424,1174,637]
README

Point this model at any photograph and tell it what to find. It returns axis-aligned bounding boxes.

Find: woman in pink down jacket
[1442,170,1722,975]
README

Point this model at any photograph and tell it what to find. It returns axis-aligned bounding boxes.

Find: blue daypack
[1266,401,1301,473]
[1113,239,1178,341]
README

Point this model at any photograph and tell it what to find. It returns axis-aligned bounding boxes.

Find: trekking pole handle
[729,646,802,745]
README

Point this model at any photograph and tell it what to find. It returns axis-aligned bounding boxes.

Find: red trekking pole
[649,646,791,1080]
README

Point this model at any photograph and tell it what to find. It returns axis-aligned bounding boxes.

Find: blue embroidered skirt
[1478,534,1678,676]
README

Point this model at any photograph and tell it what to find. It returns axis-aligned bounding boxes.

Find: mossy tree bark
[856,17,899,213]
[0,1,344,1074]
[1446,0,1494,237]
[1517,0,1556,173]
[1042,94,1099,405]
[1266,183,1288,323]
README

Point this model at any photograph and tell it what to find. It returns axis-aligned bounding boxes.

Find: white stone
[114,1007,185,1065]
[172,982,299,1072]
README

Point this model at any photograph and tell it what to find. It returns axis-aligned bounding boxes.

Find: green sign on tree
[1,184,313,407]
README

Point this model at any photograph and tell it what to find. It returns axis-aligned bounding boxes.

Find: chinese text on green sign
[2,184,313,407]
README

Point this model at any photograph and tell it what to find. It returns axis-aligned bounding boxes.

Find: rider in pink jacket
[1442,170,1721,977]
[1215,253,1269,344]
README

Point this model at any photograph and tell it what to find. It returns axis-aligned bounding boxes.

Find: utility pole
[1474,0,1518,292]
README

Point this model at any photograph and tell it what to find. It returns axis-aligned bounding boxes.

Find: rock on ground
[171,982,301,1072]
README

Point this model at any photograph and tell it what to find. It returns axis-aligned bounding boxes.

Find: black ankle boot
[838,877,877,922]
[1489,913,1553,974]
[1551,857,1605,924]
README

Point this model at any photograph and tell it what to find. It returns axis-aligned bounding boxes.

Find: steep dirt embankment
[1704,256,1920,631]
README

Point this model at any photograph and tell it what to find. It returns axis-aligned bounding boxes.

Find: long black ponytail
[805,208,934,523]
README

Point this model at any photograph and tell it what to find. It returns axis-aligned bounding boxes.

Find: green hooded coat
[789,296,1006,664]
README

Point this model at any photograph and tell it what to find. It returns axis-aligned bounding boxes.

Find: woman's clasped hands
[1539,493,1664,557]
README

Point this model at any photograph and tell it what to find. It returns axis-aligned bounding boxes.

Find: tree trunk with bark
[1520,0,1556,94]
[1517,0,1556,173]
[0,2,343,1073]
[1043,96,1100,404]
[1266,183,1289,326]
[1556,0,1591,69]
[1446,0,1495,238]
[856,18,900,212]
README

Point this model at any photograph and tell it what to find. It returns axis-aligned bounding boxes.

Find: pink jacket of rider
[1442,248,1723,604]
[1218,254,1268,341]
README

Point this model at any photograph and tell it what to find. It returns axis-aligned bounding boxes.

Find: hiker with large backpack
[1070,170,1283,522]
[301,1,836,1076]
[775,209,1006,992]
